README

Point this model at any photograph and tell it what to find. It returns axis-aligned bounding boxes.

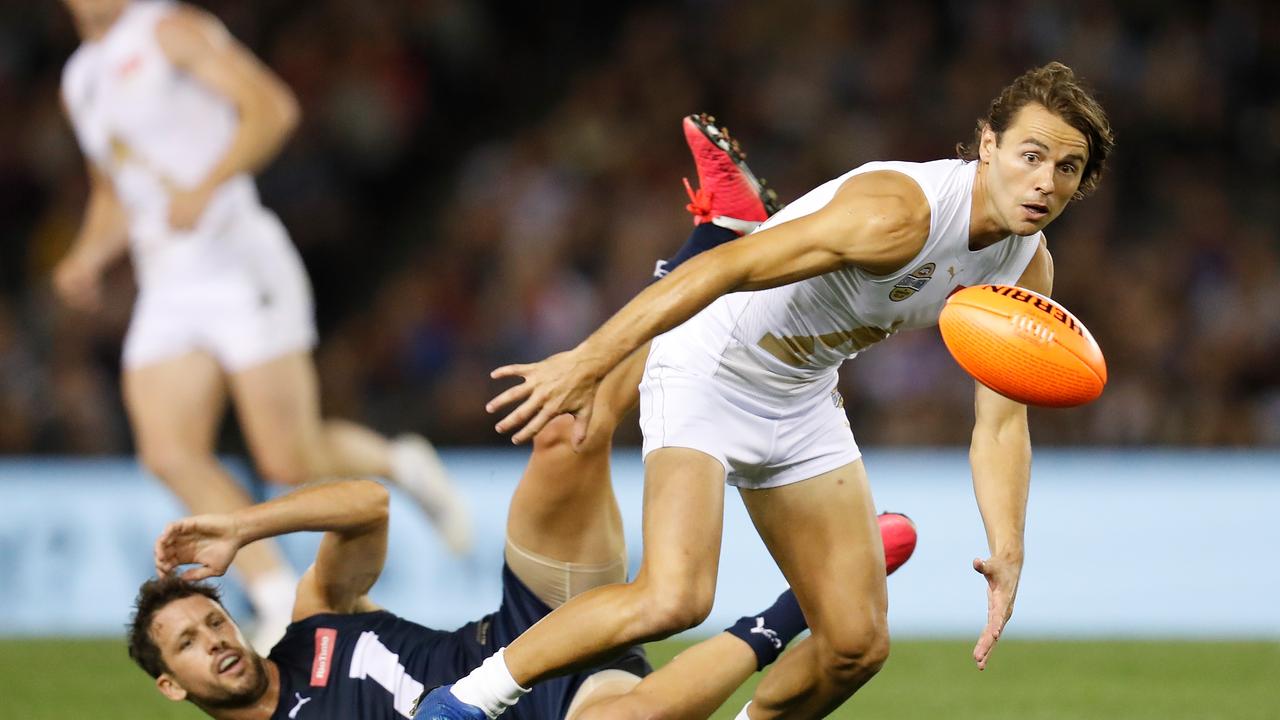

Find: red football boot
[879,512,918,575]
[683,113,782,235]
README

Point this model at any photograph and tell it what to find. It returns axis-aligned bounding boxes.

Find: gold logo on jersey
[889,263,936,302]
[758,320,904,367]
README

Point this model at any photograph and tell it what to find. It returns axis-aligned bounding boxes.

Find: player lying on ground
[433,63,1115,720]
[132,472,916,719]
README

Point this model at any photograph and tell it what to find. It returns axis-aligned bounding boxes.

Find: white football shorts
[638,343,861,490]
[122,207,317,372]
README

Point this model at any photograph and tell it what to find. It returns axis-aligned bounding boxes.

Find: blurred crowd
[2,0,1278,454]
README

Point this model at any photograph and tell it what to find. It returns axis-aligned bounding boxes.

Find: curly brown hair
[957,62,1114,199]
[127,575,225,678]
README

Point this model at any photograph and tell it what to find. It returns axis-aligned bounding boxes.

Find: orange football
[939,285,1106,408]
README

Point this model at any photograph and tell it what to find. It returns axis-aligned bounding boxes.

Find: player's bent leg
[505,415,626,608]
[230,350,473,552]
[571,633,755,720]
[227,350,335,485]
[498,447,726,687]
[124,351,296,649]
[504,343,652,605]
[574,513,918,720]
[739,460,889,719]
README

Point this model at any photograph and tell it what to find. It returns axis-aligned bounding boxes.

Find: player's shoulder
[60,44,95,103]
[154,1,226,40]
[269,610,396,662]
[830,165,932,236]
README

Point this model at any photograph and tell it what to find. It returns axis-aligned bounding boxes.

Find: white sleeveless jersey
[61,0,266,287]
[650,159,1040,400]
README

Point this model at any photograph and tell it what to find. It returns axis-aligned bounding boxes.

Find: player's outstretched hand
[488,349,601,446]
[155,514,242,581]
[972,554,1021,670]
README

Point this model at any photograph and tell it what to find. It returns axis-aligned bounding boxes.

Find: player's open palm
[155,514,242,581]
[488,349,602,446]
[972,555,1021,670]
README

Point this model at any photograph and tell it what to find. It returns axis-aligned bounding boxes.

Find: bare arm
[154,479,390,620]
[53,160,130,312]
[156,5,299,227]
[968,239,1053,670]
[489,170,931,443]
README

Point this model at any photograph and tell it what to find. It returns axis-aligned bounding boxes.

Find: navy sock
[724,589,807,671]
[652,224,740,281]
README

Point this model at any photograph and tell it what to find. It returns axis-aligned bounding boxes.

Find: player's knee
[137,444,205,484]
[532,414,577,453]
[815,622,891,683]
[632,578,715,637]
[254,450,314,486]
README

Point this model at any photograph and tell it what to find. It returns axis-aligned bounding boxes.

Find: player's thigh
[123,351,228,459]
[633,446,726,607]
[739,460,888,640]
[227,349,326,479]
[504,345,652,586]
[505,415,626,610]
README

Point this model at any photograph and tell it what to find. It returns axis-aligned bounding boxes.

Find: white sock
[244,567,298,652]
[450,648,529,719]
[734,701,753,719]
[245,567,297,621]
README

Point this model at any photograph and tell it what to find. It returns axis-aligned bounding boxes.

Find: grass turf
[2,639,1275,719]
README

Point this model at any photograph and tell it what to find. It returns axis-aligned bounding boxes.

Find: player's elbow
[274,86,300,138]
[350,478,391,525]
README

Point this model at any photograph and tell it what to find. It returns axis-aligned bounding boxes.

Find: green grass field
[3,638,1276,719]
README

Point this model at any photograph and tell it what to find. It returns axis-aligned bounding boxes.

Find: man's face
[150,595,269,708]
[980,103,1089,237]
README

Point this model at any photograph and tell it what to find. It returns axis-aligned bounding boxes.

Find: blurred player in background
[53,0,470,649]
[432,64,1114,719]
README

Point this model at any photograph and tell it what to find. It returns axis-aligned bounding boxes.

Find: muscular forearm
[232,479,388,546]
[576,244,748,376]
[69,186,130,268]
[969,421,1031,561]
[198,90,297,190]
[156,9,300,192]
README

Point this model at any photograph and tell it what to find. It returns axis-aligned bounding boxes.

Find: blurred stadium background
[1,0,1278,717]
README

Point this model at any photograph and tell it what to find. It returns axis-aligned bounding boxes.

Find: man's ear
[157,673,188,702]
[978,122,997,163]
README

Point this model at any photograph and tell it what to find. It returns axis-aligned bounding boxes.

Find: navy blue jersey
[267,564,649,719]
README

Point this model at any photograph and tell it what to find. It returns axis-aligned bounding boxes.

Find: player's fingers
[486,381,533,414]
[973,557,986,574]
[511,405,559,445]
[490,364,532,381]
[973,627,997,668]
[494,393,546,435]
[181,565,216,582]
[570,404,595,452]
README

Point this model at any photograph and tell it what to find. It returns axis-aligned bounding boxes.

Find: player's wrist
[572,339,614,382]
[991,547,1025,565]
